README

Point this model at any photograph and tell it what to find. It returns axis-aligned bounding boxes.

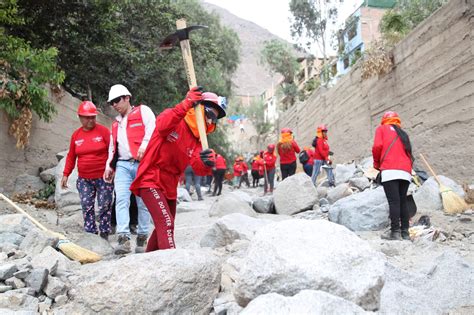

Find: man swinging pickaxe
[159,20,211,148]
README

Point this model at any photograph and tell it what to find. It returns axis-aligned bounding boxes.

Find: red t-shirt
[277,140,301,164]
[63,124,111,179]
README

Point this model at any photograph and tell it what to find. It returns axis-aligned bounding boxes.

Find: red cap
[383,111,399,119]
[77,101,98,117]
[281,127,292,134]
[267,144,275,151]
[317,124,328,131]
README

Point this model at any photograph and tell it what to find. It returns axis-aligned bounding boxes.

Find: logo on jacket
[92,136,103,143]
[75,139,84,146]
[129,123,143,128]
[167,131,179,143]
[187,148,194,157]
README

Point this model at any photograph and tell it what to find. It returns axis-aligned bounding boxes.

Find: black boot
[381,229,401,241]
[401,229,410,240]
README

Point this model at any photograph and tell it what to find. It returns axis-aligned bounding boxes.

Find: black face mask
[204,107,218,123]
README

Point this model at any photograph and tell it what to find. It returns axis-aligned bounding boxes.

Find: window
[343,57,350,69]
[347,22,357,41]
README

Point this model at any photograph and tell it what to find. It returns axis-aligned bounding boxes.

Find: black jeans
[280,161,297,180]
[382,179,410,231]
[251,170,260,187]
[239,173,250,188]
[213,169,226,195]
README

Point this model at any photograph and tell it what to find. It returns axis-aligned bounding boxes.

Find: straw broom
[0,193,101,263]
[419,154,469,214]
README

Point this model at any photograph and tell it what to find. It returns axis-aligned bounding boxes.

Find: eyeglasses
[205,107,218,123]
[108,96,123,106]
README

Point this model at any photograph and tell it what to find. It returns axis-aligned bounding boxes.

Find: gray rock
[14,174,46,193]
[39,168,56,183]
[13,269,30,279]
[0,285,12,293]
[70,249,221,314]
[213,293,242,315]
[0,214,36,236]
[349,177,371,191]
[56,150,68,162]
[293,210,323,220]
[20,229,58,256]
[31,246,79,278]
[0,232,24,246]
[0,263,18,281]
[38,297,53,313]
[25,268,48,293]
[234,220,386,311]
[274,173,318,215]
[252,195,275,214]
[327,183,352,204]
[316,186,328,199]
[71,232,114,257]
[413,175,465,211]
[54,154,81,212]
[54,294,68,306]
[209,194,257,218]
[319,198,329,206]
[335,163,357,185]
[241,290,369,314]
[44,276,67,299]
[177,187,192,202]
[359,157,373,170]
[0,252,7,262]
[329,187,389,231]
[5,277,25,289]
[200,213,272,248]
[229,191,253,206]
[0,290,39,312]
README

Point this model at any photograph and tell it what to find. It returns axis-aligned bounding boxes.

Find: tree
[260,39,299,106]
[289,0,338,63]
[0,0,65,148]
[243,99,273,149]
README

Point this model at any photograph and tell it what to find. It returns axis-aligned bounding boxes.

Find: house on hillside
[336,0,395,76]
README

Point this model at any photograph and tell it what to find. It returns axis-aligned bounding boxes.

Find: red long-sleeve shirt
[130,100,210,200]
[263,152,277,170]
[215,154,227,170]
[372,124,412,172]
[313,138,330,161]
[63,124,110,179]
[277,140,301,164]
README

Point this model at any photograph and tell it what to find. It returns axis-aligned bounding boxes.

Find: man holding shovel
[130,88,226,251]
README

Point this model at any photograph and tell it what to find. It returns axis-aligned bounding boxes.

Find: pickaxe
[159,20,209,149]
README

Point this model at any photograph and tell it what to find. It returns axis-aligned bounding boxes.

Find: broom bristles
[439,184,469,214]
[57,239,102,264]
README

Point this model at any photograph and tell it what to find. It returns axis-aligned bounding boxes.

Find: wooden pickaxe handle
[176,19,209,150]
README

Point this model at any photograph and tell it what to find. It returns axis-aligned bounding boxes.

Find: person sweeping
[372,111,414,241]
[129,87,226,251]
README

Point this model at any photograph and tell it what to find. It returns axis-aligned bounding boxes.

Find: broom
[0,193,102,263]
[419,154,469,214]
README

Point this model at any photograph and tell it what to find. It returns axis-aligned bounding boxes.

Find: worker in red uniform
[277,127,301,180]
[251,153,262,187]
[130,87,226,251]
[212,153,227,196]
[311,124,335,187]
[239,157,250,188]
[262,144,277,194]
[233,157,243,188]
[61,101,113,239]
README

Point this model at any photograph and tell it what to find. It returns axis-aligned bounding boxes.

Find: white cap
[108,84,131,102]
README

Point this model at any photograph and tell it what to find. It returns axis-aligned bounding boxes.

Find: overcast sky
[204,0,364,55]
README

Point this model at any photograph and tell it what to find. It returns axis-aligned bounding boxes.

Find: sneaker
[135,234,148,253]
[114,235,131,255]
[99,232,109,241]
[130,224,138,235]
[401,229,411,240]
[198,197,204,201]
[381,229,401,241]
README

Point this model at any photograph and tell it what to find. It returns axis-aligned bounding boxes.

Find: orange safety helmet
[383,111,399,119]
[77,101,98,116]
[317,124,328,131]
[281,127,292,134]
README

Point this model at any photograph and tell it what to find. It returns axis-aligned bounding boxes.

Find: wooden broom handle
[419,153,441,185]
[176,19,209,150]
[0,193,49,232]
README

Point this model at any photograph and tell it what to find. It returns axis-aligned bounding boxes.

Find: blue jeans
[311,159,335,186]
[185,170,202,199]
[115,160,150,237]
[264,168,276,192]
[303,163,313,177]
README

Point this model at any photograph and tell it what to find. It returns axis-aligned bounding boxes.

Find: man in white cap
[104,84,155,254]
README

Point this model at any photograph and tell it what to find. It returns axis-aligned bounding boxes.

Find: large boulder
[252,195,275,214]
[234,220,386,311]
[209,194,257,218]
[241,290,368,315]
[328,187,389,231]
[273,173,317,215]
[54,154,81,214]
[334,163,357,185]
[39,167,56,183]
[200,213,272,248]
[413,176,465,211]
[70,249,221,314]
[14,174,45,193]
[349,177,371,191]
[229,191,253,206]
[327,183,352,204]
[71,232,114,257]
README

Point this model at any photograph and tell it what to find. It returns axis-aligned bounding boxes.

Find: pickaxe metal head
[159,25,208,51]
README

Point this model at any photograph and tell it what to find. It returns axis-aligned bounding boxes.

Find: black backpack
[312,136,318,148]
[299,150,310,164]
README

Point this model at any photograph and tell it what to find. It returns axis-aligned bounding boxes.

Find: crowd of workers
[62,82,414,254]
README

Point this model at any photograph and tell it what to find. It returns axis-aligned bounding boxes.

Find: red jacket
[263,152,277,170]
[251,159,259,171]
[130,101,210,200]
[242,162,248,173]
[277,140,301,164]
[233,162,243,176]
[313,138,330,161]
[372,124,412,173]
[215,154,227,170]
[111,106,145,159]
[63,124,110,179]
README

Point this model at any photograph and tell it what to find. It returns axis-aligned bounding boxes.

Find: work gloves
[200,149,216,167]
[184,86,203,109]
